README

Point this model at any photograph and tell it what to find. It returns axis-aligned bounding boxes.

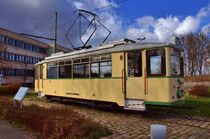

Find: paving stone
[22,99,210,139]
[0,120,36,139]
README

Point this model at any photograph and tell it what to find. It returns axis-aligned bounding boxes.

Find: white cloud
[68,0,123,46]
[202,24,210,34]
[136,16,155,27]
[196,4,210,19]
[72,1,85,9]
[175,16,199,35]
[126,4,210,42]
[154,17,179,41]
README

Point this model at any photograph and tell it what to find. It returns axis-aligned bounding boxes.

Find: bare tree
[180,33,210,76]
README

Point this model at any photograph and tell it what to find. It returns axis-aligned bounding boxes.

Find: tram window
[146,49,166,76]
[73,59,80,64]
[91,56,100,62]
[84,64,90,77]
[73,64,84,78]
[171,49,184,76]
[81,58,89,63]
[101,55,111,60]
[66,61,71,65]
[59,65,71,78]
[171,55,181,76]
[59,61,65,65]
[47,62,57,78]
[100,61,112,77]
[128,51,142,77]
[91,63,100,77]
[40,65,43,79]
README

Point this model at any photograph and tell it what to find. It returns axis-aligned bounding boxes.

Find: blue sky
[0,0,209,48]
[117,0,209,18]
[115,0,210,27]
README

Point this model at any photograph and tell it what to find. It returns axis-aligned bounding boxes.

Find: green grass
[25,91,38,98]
[88,128,113,139]
[148,96,210,117]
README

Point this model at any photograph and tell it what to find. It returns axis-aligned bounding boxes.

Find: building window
[0,35,5,43]
[47,62,57,78]
[128,51,142,77]
[146,48,166,76]
[0,35,46,54]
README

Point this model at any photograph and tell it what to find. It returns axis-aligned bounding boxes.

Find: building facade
[0,27,70,87]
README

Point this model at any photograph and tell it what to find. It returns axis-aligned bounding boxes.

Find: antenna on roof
[66,9,111,50]
[137,37,146,41]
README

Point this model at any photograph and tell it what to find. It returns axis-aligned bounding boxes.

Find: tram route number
[66,92,79,96]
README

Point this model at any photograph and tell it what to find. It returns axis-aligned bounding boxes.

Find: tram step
[124,99,146,111]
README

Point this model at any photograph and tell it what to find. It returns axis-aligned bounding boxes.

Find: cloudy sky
[0,0,209,49]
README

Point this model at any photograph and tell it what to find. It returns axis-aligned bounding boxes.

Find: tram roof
[36,39,182,65]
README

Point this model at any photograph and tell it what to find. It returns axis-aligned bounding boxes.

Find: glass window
[128,51,142,77]
[84,64,90,77]
[47,62,57,78]
[91,56,100,62]
[146,48,166,76]
[100,61,112,77]
[0,35,5,43]
[59,65,71,78]
[0,52,4,60]
[91,63,99,77]
[73,64,84,78]
[170,49,184,76]
[150,56,162,74]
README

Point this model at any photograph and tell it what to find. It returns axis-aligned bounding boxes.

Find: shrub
[0,97,111,139]
[188,85,209,97]
[0,84,21,96]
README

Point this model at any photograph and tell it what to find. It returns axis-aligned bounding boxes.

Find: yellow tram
[35,39,184,111]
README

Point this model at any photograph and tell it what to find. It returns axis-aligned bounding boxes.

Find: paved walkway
[0,120,35,139]
[24,99,210,139]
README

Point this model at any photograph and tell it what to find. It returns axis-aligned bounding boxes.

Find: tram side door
[124,51,146,111]
[38,64,43,91]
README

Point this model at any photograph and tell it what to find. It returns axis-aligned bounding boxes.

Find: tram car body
[35,39,184,111]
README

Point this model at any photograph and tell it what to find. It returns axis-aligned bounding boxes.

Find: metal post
[54,12,58,53]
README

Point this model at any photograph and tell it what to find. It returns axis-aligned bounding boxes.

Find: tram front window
[170,49,184,76]
[146,48,166,76]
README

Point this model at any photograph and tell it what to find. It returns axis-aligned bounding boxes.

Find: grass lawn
[148,96,210,117]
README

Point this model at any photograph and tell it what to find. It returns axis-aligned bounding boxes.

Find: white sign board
[13,87,29,101]
[151,124,166,139]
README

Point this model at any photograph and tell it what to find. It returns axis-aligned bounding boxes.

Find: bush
[188,85,209,97]
[0,84,21,96]
[0,97,111,139]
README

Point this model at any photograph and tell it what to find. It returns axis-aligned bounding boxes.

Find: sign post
[13,87,29,109]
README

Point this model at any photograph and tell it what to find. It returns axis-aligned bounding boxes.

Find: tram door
[38,64,43,91]
[124,51,145,110]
